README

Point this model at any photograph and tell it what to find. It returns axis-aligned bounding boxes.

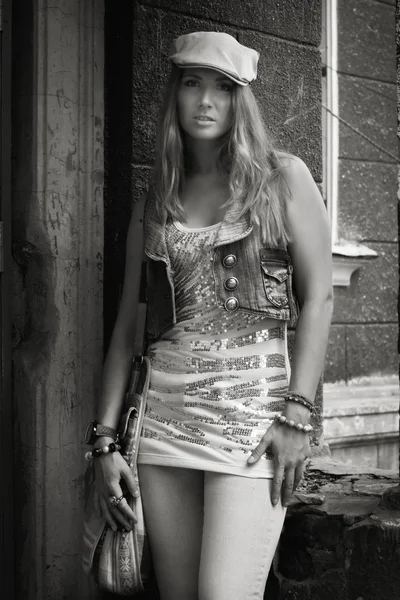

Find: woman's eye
[183,79,199,87]
[218,83,233,92]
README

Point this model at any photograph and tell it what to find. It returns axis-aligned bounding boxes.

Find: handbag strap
[132,192,148,358]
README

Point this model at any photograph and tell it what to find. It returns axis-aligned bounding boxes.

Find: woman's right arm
[96,194,146,429]
[92,193,146,531]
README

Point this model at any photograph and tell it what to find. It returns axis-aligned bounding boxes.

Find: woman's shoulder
[275,152,315,195]
[275,152,310,177]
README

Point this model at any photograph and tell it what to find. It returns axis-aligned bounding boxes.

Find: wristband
[284,392,314,413]
[84,420,119,445]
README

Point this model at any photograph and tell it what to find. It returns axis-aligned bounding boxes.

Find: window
[321,0,339,243]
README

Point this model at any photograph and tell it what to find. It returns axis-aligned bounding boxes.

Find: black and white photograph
[1,1,399,599]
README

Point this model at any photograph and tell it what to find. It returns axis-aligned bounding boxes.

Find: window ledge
[332,241,378,287]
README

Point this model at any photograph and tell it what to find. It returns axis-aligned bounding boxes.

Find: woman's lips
[194,115,215,121]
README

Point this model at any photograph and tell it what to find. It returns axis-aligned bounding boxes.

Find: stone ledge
[265,456,400,599]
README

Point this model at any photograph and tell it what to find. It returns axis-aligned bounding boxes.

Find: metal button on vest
[222,254,237,268]
[224,277,238,291]
[224,297,239,311]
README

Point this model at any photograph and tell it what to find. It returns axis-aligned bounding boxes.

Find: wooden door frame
[0,0,13,597]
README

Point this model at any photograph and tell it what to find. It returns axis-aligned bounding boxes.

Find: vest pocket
[261,261,290,309]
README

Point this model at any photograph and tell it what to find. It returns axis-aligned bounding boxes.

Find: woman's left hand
[247,403,311,507]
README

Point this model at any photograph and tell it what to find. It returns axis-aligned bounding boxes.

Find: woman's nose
[198,87,212,107]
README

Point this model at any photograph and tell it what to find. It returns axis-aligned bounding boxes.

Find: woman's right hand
[93,438,140,531]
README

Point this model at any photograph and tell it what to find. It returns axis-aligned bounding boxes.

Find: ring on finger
[108,494,124,507]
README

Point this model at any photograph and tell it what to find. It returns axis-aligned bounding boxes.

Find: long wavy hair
[152,64,291,247]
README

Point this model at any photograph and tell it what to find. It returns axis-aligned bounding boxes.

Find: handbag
[82,197,151,596]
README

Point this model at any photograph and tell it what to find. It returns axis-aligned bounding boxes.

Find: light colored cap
[168,31,259,86]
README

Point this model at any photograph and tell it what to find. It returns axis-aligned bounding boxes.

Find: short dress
[137,218,291,478]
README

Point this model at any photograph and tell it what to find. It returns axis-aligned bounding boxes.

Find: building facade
[321,0,398,471]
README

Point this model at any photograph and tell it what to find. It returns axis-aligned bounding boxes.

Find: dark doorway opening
[104,0,135,352]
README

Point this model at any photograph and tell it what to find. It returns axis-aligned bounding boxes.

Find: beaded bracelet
[284,391,315,414]
[274,413,314,434]
[85,442,121,462]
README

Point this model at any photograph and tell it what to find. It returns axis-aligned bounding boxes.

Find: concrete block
[332,242,398,323]
[326,431,399,464]
[338,0,396,83]
[141,0,322,45]
[239,31,322,180]
[378,442,399,471]
[337,160,398,243]
[338,75,397,162]
[324,325,346,383]
[345,324,398,380]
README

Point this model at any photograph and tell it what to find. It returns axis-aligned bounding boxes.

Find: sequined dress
[137,219,290,478]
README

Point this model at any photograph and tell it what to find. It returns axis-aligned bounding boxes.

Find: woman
[88,31,333,600]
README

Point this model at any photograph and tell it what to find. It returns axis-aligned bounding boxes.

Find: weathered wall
[11,1,104,598]
[324,0,398,384]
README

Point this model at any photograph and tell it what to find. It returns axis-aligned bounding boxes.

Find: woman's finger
[108,503,134,531]
[100,495,118,531]
[293,460,305,491]
[247,429,273,464]
[116,497,138,525]
[122,465,140,499]
[107,482,137,527]
[282,467,295,507]
[271,458,285,506]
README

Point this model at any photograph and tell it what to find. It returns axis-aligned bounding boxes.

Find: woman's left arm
[285,155,333,400]
[248,156,333,505]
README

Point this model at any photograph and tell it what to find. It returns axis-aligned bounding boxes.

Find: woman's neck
[185,137,221,176]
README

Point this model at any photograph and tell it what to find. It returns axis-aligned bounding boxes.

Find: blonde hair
[152,64,291,247]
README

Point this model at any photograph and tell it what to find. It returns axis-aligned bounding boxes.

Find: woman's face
[177,67,234,141]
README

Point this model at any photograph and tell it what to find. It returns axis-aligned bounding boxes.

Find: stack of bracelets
[274,391,315,434]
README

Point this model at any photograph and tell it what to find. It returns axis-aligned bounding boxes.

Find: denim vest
[144,194,298,344]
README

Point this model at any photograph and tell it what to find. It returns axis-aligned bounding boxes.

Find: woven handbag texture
[82,357,151,596]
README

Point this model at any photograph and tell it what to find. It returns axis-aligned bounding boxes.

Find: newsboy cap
[168,31,259,86]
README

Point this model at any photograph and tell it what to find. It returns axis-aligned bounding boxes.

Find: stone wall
[268,456,400,600]
[324,0,398,385]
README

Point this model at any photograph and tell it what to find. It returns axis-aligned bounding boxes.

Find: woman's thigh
[199,473,286,600]
[138,465,204,600]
